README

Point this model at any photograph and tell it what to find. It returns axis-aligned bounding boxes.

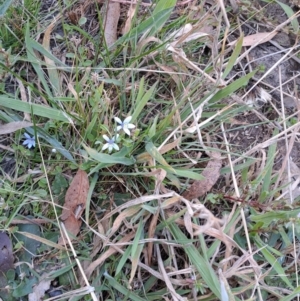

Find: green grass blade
[148,0,176,36]
[115,2,176,46]
[259,128,278,202]
[34,127,75,163]
[255,235,293,289]
[85,172,98,224]
[169,223,221,299]
[222,35,243,79]
[0,96,70,122]
[146,141,173,170]
[104,272,145,301]
[25,24,53,97]
[172,168,205,180]
[130,219,144,283]
[276,1,299,33]
[131,82,157,122]
[116,245,132,276]
[26,34,70,69]
[210,70,256,103]
[279,286,300,301]
[83,145,135,165]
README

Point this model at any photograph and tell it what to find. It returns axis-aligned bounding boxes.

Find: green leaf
[83,145,135,165]
[13,277,37,298]
[0,96,70,122]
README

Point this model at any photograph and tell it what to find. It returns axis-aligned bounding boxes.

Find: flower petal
[114,117,122,124]
[102,143,109,151]
[113,143,119,151]
[116,125,122,131]
[124,116,132,124]
[23,140,29,146]
[123,128,131,136]
[127,124,135,129]
[103,135,110,142]
[24,133,31,139]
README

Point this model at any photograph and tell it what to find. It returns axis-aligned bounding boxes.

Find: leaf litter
[58,169,89,244]
[182,151,222,200]
[2,0,300,299]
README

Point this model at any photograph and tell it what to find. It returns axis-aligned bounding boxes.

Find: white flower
[52,148,57,153]
[102,134,119,153]
[114,116,135,136]
[23,133,35,149]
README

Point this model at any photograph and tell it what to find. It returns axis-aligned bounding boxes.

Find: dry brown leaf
[183,211,193,238]
[228,31,278,47]
[0,121,33,135]
[16,78,31,121]
[103,2,120,47]
[182,151,222,200]
[59,169,89,244]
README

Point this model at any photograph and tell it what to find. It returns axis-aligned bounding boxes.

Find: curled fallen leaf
[58,169,89,244]
[182,151,222,200]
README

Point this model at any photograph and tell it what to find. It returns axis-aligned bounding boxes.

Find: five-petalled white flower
[102,134,119,153]
[114,116,135,136]
[23,133,35,149]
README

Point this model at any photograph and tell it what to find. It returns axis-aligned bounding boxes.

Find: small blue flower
[114,116,135,136]
[101,134,119,153]
[23,133,35,149]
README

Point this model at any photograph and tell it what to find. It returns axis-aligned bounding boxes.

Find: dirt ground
[226,0,300,170]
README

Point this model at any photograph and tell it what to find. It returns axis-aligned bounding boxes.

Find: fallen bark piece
[182,151,222,200]
[103,2,120,47]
